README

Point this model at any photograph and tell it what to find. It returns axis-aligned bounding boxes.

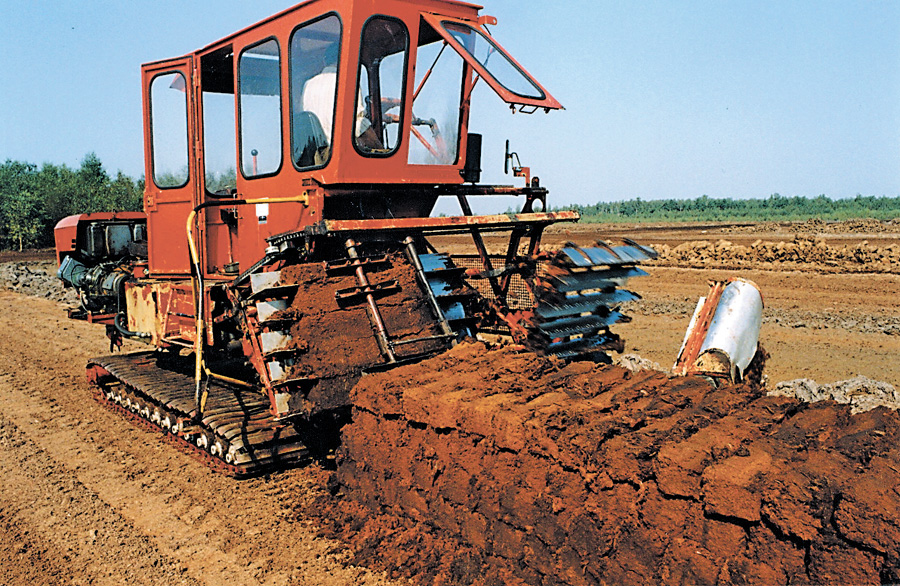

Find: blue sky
[1,0,898,210]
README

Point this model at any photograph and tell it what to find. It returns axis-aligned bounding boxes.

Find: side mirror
[504,140,531,185]
[504,139,511,175]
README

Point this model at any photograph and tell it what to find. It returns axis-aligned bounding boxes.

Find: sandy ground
[620,266,900,387]
[0,220,897,585]
[0,290,404,586]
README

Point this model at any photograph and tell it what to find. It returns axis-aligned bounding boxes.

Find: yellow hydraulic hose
[205,367,255,389]
[186,196,309,417]
[186,208,207,413]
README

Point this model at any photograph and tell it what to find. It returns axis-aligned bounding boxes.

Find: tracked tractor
[55,0,655,475]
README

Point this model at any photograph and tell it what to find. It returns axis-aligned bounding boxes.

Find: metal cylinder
[695,278,763,381]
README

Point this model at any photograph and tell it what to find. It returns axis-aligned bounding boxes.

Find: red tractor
[55,0,654,475]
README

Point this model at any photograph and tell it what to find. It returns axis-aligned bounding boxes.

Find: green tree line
[0,154,143,251]
[552,193,900,223]
[3,154,899,251]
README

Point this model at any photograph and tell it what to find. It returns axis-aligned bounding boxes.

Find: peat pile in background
[789,218,900,234]
[652,234,900,273]
[320,341,900,586]
[0,261,75,303]
[771,375,900,414]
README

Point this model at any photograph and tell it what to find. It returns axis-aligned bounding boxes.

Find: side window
[354,17,409,156]
[201,46,237,195]
[290,15,342,170]
[239,39,282,177]
[408,20,464,165]
[150,72,190,188]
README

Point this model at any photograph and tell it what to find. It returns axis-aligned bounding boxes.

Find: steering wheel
[410,117,449,163]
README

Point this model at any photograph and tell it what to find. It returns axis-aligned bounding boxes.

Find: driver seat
[292,111,329,168]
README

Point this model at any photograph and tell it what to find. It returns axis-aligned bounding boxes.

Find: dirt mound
[319,342,900,585]
[790,218,900,235]
[652,234,900,273]
[722,221,784,233]
[0,261,75,303]
[721,218,900,235]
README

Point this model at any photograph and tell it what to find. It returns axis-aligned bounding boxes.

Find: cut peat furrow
[325,342,900,585]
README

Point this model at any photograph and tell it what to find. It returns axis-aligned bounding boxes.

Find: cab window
[441,21,544,100]
[354,17,409,156]
[238,39,282,177]
[408,19,465,165]
[201,46,237,195]
[290,15,342,170]
[149,72,190,188]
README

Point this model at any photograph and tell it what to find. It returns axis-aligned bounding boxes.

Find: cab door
[142,57,200,276]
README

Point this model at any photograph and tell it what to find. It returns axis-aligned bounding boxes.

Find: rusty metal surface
[319,212,579,235]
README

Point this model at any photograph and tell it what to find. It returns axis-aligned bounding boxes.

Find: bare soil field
[0,219,898,585]
[593,220,900,387]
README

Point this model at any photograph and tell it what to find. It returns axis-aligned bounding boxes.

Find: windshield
[408,22,465,165]
[441,21,543,100]
[422,14,561,110]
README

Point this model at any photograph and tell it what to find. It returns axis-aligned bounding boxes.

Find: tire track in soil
[0,411,204,586]
[0,291,404,586]
[0,511,71,586]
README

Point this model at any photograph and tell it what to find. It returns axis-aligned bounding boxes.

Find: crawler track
[87,352,309,476]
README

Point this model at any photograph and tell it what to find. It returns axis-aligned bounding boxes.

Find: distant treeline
[3,155,899,251]
[0,155,143,251]
[555,194,900,223]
